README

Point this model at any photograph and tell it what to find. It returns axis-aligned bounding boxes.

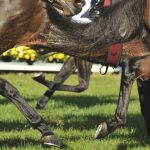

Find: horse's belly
[123,39,150,58]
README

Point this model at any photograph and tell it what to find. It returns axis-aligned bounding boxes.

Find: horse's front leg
[95,59,135,138]
[0,78,60,147]
[137,78,150,137]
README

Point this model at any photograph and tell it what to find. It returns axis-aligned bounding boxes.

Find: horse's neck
[144,0,150,30]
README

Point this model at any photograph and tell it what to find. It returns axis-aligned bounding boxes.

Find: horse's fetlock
[76,84,88,92]
[5,86,19,97]
[76,87,84,93]
[0,81,19,97]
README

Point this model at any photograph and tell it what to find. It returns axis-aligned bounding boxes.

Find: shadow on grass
[51,95,118,108]
[0,137,71,150]
[0,113,149,149]
[0,92,138,111]
[0,138,40,149]
[0,95,119,106]
[107,114,150,150]
[116,139,150,150]
[49,112,150,149]
[0,120,29,131]
[52,114,110,130]
[0,95,117,132]
[0,97,38,105]
[0,94,149,149]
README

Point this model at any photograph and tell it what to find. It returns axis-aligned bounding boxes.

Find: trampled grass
[0,73,149,150]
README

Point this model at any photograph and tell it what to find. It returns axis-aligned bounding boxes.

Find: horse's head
[50,0,85,16]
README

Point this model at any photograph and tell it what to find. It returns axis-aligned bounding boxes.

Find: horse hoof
[95,122,109,139]
[36,103,45,109]
[41,134,60,147]
[32,73,45,82]
[36,96,49,109]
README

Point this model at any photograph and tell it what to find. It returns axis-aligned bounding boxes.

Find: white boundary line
[0,62,121,73]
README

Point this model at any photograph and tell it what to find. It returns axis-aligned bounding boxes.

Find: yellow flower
[10,48,18,56]
[17,46,30,51]
[16,57,20,61]
[48,56,53,62]
[57,53,65,60]
[2,51,9,56]
[30,53,36,57]
[30,56,36,61]
[18,52,24,59]
[53,54,57,59]
[24,54,30,60]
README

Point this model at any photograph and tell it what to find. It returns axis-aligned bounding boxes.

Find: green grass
[0,73,149,150]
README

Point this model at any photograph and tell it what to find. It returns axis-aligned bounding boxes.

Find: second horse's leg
[0,78,60,147]
[95,54,150,138]
[95,59,135,138]
[33,57,77,109]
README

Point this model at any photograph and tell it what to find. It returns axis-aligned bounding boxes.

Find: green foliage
[0,73,149,150]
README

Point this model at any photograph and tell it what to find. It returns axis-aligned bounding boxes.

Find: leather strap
[104,0,123,68]
[106,43,123,67]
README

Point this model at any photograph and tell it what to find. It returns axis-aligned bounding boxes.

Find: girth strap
[104,0,123,68]
[106,43,123,67]
[104,0,111,7]
[100,0,123,74]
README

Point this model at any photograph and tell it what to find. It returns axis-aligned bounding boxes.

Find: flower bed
[1,46,68,64]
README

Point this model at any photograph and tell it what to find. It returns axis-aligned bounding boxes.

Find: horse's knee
[0,79,19,97]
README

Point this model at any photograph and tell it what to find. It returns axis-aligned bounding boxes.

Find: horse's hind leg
[95,59,135,138]
[33,57,92,109]
[137,78,150,137]
[0,78,60,147]
[33,57,77,109]
[47,58,92,92]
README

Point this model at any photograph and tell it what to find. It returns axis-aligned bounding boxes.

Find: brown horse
[0,0,147,146]
[27,0,150,139]
[0,0,85,147]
